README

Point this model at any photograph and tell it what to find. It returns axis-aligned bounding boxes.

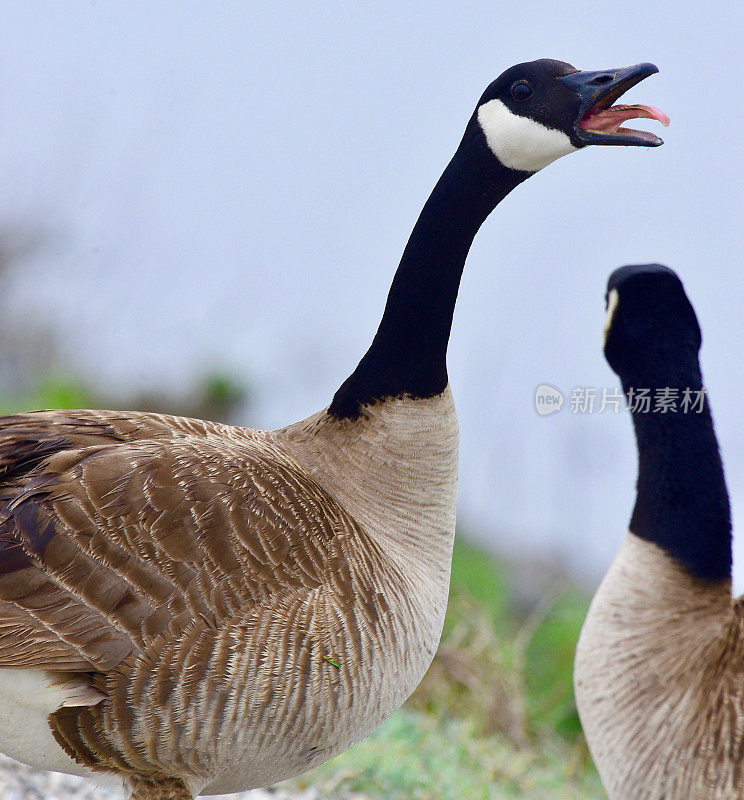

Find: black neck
[623,359,731,582]
[328,119,529,419]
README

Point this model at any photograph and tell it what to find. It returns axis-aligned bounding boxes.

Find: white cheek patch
[603,288,620,342]
[477,99,578,172]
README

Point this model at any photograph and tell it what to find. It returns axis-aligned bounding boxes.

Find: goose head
[603,264,702,385]
[476,59,669,173]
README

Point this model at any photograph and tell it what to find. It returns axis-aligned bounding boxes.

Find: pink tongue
[581,104,670,132]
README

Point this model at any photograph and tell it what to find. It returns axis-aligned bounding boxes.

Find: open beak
[559,63,669,147]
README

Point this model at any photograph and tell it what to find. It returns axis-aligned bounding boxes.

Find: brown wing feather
[0,409,350,674]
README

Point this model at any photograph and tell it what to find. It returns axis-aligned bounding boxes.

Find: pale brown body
[575,533,744,800]
[0,390,458,797]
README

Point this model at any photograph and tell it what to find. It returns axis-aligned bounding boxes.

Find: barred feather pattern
[0,389,458,798]
[575,533,744,800]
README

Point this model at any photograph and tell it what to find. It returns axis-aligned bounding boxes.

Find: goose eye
[511,81,533,101]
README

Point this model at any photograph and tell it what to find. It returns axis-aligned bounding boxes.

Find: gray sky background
[0,2,742,587]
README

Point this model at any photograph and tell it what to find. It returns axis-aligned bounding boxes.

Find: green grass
[0,375,97,416]
[288,710,602,800]
[524,589,589,739]
[449,538,513,627]
[411,540,590,744]
[0,370,246,422]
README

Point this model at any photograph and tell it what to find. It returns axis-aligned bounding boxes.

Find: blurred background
[0,2,742,799]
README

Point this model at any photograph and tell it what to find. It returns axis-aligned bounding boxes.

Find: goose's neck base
[281,387,458,592]
[575,533,735,800]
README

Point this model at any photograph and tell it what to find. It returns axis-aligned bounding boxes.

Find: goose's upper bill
[474,60,667,175]
[561,63,670,146]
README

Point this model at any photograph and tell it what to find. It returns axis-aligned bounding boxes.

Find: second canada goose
[0,62,667,799]
[575,264,739,800]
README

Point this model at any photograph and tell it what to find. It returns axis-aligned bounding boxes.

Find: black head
[603,264,702,385]
[474,59,667,173]
[477,59,581,139]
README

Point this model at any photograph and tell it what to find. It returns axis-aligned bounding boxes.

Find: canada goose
[0,61,667,800]
[575,264,738,800]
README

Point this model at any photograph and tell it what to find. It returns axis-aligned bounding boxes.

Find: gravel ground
[0,756,332,800]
